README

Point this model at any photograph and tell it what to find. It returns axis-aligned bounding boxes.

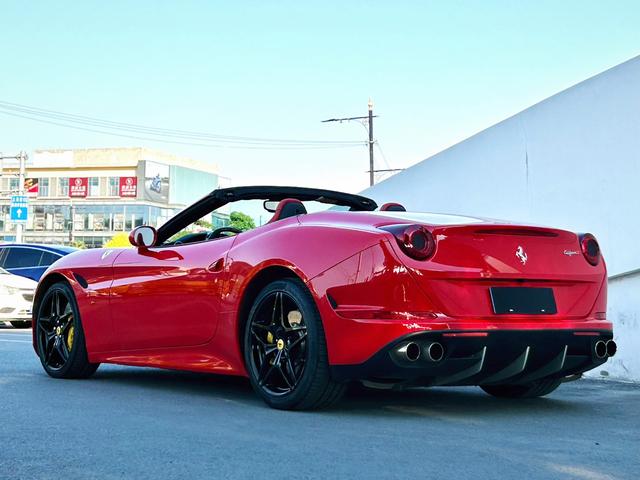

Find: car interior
[164,197,409,247]
[165,198,309,246]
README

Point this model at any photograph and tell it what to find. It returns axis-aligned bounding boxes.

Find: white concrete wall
[604,272,640,381]
[363,56,640,381]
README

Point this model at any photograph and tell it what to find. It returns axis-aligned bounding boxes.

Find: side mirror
[129,226,157,248]
[263,200,279,213]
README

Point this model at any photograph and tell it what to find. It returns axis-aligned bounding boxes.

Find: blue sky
[1,1,639,193]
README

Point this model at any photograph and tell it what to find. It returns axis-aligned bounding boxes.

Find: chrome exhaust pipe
[404,342,421,362]
[606,340,617,357]
[425,342,445,362]
[594,340,607,359]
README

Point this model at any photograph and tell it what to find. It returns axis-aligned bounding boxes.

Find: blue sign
[10,195,28,222]
[10,206,28,222]
[11,195,28,205]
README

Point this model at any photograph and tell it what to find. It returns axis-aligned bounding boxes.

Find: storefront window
[1,202,182,247]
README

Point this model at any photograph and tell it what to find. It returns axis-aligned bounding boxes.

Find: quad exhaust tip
[594,340,607,359]
[405,342,421,362]
[402,342,445,362]
[426,342,445,362]
[606,340,617,357]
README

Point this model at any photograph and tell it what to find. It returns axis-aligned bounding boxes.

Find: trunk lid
[393,223,605,320]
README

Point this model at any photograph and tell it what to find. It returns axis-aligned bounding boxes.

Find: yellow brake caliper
[67,317,75,351]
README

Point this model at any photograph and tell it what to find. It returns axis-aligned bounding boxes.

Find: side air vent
[327,293,338,309]
[73,273,89,289]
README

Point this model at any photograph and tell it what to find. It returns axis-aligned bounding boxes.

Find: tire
[35,281,99,379]
[243,278,345,410]
[10,321,32,329]
[481,378,562,398]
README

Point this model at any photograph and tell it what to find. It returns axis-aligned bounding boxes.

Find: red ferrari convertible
[32,186,615,409]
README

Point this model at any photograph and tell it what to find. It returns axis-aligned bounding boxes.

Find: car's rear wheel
[480,378,562,398]
[10,321,31,329]
[243,278,345,410]
[36,282,99,379]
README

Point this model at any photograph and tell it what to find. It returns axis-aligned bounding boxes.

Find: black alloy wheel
[36,282,99,379]
[244,278,345,410]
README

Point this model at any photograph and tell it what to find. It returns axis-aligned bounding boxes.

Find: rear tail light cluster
[380,224,436,260]
[579,233,601,266]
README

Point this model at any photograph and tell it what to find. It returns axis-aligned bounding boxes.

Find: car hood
[0,273,38,289]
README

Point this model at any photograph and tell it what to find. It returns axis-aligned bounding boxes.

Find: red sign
[69,177,88,197]
[24,178,39,195]
[119,177,138,197]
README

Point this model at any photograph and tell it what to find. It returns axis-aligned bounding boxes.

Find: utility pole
[17,151,26,243]
[368,99,374,187]
[322,99,402,187]
[0,151,28,242]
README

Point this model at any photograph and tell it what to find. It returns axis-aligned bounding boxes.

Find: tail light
[380,224,436,260]
[579,233,600,266]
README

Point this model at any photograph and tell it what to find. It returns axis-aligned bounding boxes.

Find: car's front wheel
[243,278,345,410]
[480,378,562,398]
[36,282,99,379]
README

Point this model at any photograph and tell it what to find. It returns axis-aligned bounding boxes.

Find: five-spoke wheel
[244,278,345,410]
[36,282,99,379]
[248,290,308,395]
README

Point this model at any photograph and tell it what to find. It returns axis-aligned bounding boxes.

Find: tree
[104,232,132,248]
[195,219,213,229]
[70,240,86,249]
[229,211,255,231]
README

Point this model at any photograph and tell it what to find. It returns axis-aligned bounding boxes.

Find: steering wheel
[206,226,243,240]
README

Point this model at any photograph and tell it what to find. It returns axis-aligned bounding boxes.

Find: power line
[0,100,366,149]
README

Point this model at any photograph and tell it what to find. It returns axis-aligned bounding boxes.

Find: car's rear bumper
[330,329,613,386]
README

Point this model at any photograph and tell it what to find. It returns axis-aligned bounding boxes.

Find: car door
[109,236,235,350]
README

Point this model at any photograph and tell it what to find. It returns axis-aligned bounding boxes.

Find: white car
[0,267,37,328]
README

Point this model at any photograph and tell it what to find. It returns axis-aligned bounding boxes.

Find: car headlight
[0,285,20,295]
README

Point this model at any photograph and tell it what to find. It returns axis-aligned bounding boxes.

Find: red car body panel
[33,205,612,382]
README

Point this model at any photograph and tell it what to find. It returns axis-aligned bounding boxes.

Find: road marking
[0,338,31,343]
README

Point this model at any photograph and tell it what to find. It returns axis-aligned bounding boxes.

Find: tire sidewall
[243,279,323,409]
[36,282,86,378]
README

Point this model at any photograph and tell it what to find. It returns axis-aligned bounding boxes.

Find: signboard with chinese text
[119,177,138,197]
[69,177,88,197]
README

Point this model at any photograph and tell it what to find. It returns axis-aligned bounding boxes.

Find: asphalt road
[1,326,639,480]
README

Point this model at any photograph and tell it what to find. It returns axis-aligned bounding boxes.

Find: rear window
[40,251,61,266]
[3,247,43,269]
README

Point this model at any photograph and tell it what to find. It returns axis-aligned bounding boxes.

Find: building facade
[0,147,227,247]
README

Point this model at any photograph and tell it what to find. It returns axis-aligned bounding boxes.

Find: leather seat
[380,202,406,212]
[268,198,307,223]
